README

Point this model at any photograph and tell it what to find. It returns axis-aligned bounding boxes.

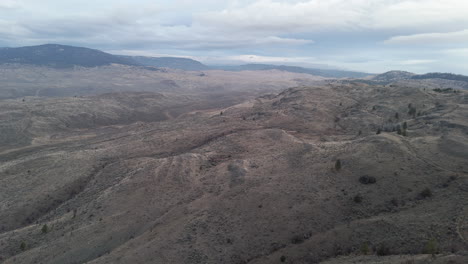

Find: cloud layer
[1,0,467,73]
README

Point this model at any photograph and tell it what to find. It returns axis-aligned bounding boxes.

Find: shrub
[395,112,399,119]
[376,128,381,134]
[403,122,407,129]
[280,256,286,262]
[359,175,377,184]
[291,235,304,244]
[335,159,342,171]
[41,224,48,234]
[408,107,417,118]
[353,194,363,203]
[420,188,432,199]
[360,242,370,255]
[376,243,390,256]
[20,241,26,251]
[423,238,439,255]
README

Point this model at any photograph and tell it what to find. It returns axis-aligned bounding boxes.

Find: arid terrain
[0,70,467,263]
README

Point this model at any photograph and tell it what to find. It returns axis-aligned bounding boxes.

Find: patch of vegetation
[420,188,432,199]
[423,238,439,255]
[291,235,305,244]
[353,194,363,203]
[376,128,381,134]
[335,159,342,171]
[376,243,390,256]
[408,106,417,118]
[359,175,376,184]
[280,255,286,262]
[41,224,49,234]
[360,242,370,255]
[20,241,26,251]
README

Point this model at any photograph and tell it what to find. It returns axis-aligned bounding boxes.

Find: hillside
[217,64,372,78]
[0,82,466,264]
[0,44,136,68]
[411,72,468,83]
[0,64,326,100]
[367,71,468,89]
[120,56,210,71]
[370,70,415,82]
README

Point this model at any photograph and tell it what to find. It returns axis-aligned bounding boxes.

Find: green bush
[353,194,363,203]
[20,241,26,251]
[335,159,342,171]
[41,224,48,234]
[423,238,438,255]
[360,242,370,255]
[420,188,432,199]
[376,243,390,256]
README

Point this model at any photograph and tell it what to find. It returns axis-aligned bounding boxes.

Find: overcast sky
[1,0,467,73]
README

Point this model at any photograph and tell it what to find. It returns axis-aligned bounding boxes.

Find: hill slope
[0,83,466,264]
[216,64,372,78]
[0,44,136,68]
[120,56,210,71]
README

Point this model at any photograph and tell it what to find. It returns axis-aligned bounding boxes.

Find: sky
[0,0,468,74]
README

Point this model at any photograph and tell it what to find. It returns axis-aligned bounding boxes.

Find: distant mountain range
[0,44,136,68]
[369,70,468,85]
[213,64,371,78]
[0,44,371,78]
[1,44,467,82]
[118,55,210,71]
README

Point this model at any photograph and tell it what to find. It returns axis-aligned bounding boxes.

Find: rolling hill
[120,56,210,71]
[0,44,137,68]
[0,81,466,264]
[216,64,372,78]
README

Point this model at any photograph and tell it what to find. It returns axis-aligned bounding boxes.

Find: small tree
[402,129,407,137]
[360,242,370,255]
[376,243,390,256]
[335,159,342,171]
[424,238,438,256]
[41,224,49,234]
[408,107,417,118]
[353,194,363,203]
[20,241,26,251]
[420,188,432,199]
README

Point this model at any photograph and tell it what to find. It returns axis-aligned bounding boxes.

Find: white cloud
[223,54,316,64]
[197,0,468,33]
[384,29,468,45]
[399,59,436,65]
[0,0,20,9]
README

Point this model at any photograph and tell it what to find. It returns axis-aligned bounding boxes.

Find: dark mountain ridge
[0,44,137,68]
[215,63,372,78]
[119,55,210,71]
